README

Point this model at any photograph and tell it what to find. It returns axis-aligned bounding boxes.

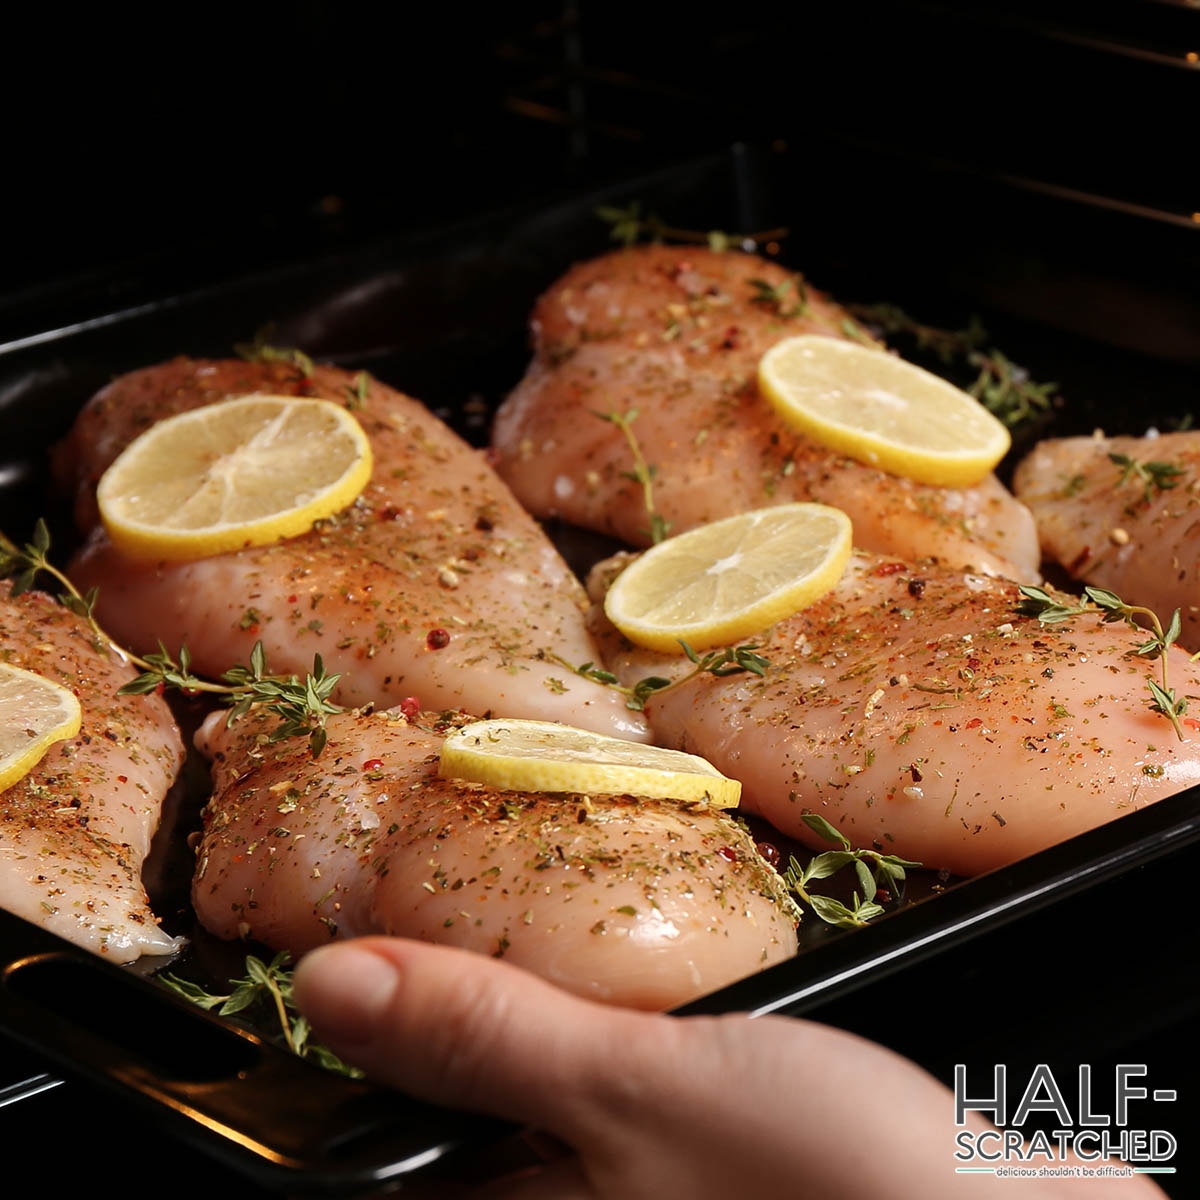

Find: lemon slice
[97,394,373,562]
[758,335,1011,487]
[439,718,740,808]
[0,664,82,793]
[603,503,852,652]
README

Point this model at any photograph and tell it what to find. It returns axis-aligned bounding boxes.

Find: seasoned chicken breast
[1014,429,1200,650]
[493,246,1038,578]
[592,551,1200,876]
[192,707,798,1010]
[0,584,182,959]
[61,358,648,741]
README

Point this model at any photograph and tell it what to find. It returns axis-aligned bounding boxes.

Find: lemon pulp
[604,503,852,652]
[97,393,373,561]
[758,334,1011,487]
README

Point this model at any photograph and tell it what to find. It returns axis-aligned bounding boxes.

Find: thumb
[293,937,670,1138]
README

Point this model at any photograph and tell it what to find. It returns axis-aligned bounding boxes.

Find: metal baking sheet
[1,146,1197,1192]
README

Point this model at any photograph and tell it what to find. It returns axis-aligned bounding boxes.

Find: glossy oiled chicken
[192,707,797,1009]
[0,584,182,959]
[593,551,1200,876]
[1014,430,1200,650]
[493,246,1038,578]
[60,358,647,741]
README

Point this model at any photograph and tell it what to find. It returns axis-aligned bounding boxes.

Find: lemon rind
[438,719,741,808]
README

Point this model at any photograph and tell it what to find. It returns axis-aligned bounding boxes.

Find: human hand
[293,938,1161,1199]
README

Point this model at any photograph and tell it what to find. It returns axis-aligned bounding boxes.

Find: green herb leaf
[801,813,850,848]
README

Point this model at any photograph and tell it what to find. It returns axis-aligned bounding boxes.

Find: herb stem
[593,409,669,543]
[268,976,296,1053]
[595,203,788,253]
[541,638,770,713]
[1017,585,1187,741]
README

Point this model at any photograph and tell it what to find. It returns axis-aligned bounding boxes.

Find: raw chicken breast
[192,707,797,1010]
[594,551,1200,876]
[1014,430,1200,650]
[61,358,647,741]
[0,584,183,959]
[493,246,1038,578]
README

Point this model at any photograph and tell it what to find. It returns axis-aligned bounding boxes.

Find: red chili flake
[399,696,420,719]
[755,840,781,868]
[874,562,907,577]
[116,775,128,784]
[719,325,740,350]
[966,717,983,729]
[362,758,383,772]
[716,846,738,863]
[378,506,400,521]
[288,594,298,604]
[426,628,450,650]
[155,682,165,696]
[246,624,259,636]
[966,657,981,670]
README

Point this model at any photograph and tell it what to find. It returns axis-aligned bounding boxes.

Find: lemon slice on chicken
[439,718,740,808]
[604,503,852,653]
[758,334,1011,487]
[97,394,373,562]
[0,664,82,793]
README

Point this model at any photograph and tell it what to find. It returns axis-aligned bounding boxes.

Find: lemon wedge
[603,503,852,653]
[0,664,82,793]
[97,394,373,562]
[758,335,1011,487]
[439,718,741,808]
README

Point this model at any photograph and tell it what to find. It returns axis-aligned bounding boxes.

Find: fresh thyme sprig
[158,951,362,1078]
[541,639,769,713]
[233,324,315,378]
[1,520,142,658]
[782,813,919,928]
[1016,584,1187,740]
[119,641,344,758]
[0,521,342,757]
[846,303,1059,429]
[748,275,810,319]
[593,408,670,544]
[343,370,370,410]
[1108,453,1187,504]
[595,202,788,253]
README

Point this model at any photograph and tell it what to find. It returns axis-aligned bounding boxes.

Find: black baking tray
[1,145,1198,1193]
